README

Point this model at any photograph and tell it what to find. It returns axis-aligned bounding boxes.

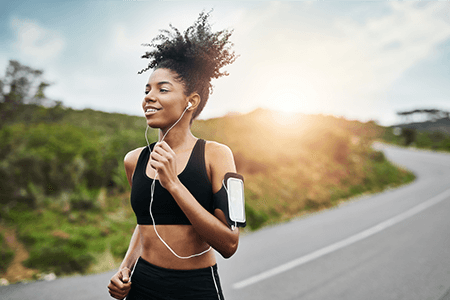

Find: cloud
[334,2,450,92]
[215,1,450,122]
[11,18,65,63]
[4,2,447,125]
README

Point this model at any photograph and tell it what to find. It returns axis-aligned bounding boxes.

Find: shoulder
[204,140,236,192]
[124,146,146,164]
[124,147,146,173]
[204,140,234,164]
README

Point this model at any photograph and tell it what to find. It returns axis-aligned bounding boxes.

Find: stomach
[138,224,216,270]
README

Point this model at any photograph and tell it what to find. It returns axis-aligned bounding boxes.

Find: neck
[158,121,195,151]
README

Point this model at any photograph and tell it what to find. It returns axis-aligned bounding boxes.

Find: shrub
[69,185,100,211]
[0,232,15,272]
[109,233,131,258]
[244,203,268,230]
[401,128,417,146]
[24,242,93,275]
[369,150,385,162]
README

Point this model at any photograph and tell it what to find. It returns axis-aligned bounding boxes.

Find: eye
[160,88,169,93]
[144,90,149,95]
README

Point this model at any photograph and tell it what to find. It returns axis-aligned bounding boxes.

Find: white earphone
[187,102,192,109]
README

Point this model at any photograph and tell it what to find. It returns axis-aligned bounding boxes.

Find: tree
[0,60,52,126]
[397,109,450,124]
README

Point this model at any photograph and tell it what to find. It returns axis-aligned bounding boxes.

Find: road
[2,143,450,300]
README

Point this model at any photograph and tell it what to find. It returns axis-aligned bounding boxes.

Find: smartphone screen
[227,177,245,223]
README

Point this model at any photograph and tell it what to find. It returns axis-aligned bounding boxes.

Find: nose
[144,90,156,103]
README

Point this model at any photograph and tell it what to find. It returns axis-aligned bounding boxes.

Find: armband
[213,172,246,228]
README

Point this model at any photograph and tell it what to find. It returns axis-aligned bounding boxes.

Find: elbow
[220,239,239,259]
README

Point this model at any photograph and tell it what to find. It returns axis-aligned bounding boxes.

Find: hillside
[393,117,450,135]
[383,117,450,151]
[193,109,413,226]
[0,105,414,283]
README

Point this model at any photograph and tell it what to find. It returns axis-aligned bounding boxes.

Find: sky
[1,0,450,126]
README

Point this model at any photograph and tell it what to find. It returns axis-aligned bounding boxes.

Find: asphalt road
[2,143,450,300]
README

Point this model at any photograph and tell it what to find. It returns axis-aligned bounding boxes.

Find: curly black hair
[139,11,237,121]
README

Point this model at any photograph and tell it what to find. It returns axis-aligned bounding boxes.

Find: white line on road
[233,187,450,289]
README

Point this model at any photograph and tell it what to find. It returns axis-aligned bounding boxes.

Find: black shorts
[126,257,225,300]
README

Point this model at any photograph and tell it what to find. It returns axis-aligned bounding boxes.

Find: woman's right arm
[108,148,144,300]
[108,225,140,299]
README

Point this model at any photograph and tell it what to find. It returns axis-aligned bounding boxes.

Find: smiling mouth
[145,107,162,114]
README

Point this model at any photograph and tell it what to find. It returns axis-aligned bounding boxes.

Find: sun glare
[275,91,302,114]
[270,91,304,127]
[272,110,300,127]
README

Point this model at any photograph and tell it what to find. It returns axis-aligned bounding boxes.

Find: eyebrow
[145,81,174,88]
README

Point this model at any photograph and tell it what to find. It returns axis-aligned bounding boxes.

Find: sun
[266,91,304,127]
[273,91,303,113]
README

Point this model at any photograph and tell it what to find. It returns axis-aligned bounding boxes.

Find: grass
[382,126,450,152]
[241,149,415,230]
[2,192,136,277]
[0,231,15,273]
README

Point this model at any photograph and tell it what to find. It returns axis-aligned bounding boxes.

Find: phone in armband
[214,172,246,228]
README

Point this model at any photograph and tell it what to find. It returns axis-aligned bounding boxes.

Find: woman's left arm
[150,141,240,258]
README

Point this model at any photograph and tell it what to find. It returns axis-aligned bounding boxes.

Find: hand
[108,268,132,300]
[150,141,180,190]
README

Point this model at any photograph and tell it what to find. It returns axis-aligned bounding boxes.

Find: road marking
[233,187,450,289]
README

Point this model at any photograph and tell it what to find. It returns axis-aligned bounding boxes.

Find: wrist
[165,177,183,194]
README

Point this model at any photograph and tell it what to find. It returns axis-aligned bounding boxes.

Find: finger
[154,143,177,161]
[150,150,165,162]
[109,278,120,289]
[108,286,125,299]
[109,282,131,296]
[109,289,128,300]
[150,153,170,170]
[152,144,173,160]
[157,141,175,154]
[108,289,124,299]
[149,158,165,171]
[110,276,130,290]
[121,268,131,283]
[153,142,169,155]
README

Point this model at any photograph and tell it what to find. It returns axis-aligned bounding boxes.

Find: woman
[107,12,241,300]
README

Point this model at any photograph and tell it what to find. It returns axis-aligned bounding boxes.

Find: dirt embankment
[0,225,38,283]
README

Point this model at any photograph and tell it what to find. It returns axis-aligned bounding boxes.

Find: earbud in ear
[187,102,192,109]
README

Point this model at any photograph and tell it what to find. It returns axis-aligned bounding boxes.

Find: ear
[186,93,201,111]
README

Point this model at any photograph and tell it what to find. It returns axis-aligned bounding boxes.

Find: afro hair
[139,11,238,121]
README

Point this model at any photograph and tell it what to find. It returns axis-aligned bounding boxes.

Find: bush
[244,203,268,230]
[415,132,433,149]
[0,232,15,272]
[369,150,385,162]
[109,234,131,258]
[401,128,416,146]
[69,185,100,211]
[24,242,94,275]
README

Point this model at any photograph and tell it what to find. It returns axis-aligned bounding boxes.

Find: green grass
[0,231,15,272]
[3,197,136,276]
[382,126,450,152]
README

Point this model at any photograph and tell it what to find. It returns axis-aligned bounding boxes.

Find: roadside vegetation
[381,108,450,152]
[193,109,415,229]
[0,60,414,282]
[382,126,450,152]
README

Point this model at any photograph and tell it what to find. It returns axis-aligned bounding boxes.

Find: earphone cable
[145,106,212,259]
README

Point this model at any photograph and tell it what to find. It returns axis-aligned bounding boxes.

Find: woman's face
[142,68,188,129]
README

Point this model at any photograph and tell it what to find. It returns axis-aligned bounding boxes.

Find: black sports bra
[130,139,214,225]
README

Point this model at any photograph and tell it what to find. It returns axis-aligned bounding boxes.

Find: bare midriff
[138,224,216,270]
